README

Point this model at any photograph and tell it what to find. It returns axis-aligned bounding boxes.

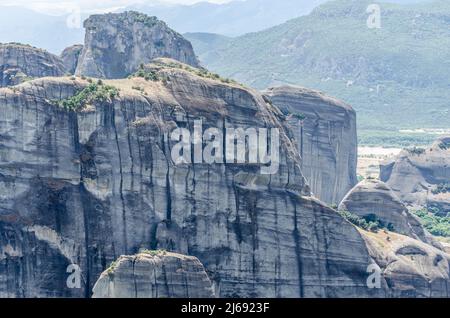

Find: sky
[0,0,235,15]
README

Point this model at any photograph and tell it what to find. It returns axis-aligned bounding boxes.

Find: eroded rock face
[92,251,215,298]
[60,45,83,75]
[339,179,439,248]
[0,59,381,298]
[263,85,357,205]
[75,11,200,79]
[361,230,450,298]
[380,136,450,216]
[0,43,65,87]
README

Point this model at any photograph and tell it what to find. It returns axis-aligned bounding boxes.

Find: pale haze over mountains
[0,0,430,53]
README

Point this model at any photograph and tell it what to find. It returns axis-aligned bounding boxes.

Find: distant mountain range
[0,0,433,54]
[0,0,329,54]
[185,0,450,136]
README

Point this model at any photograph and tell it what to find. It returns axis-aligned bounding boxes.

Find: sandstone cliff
[380,136,450,216]
[92,251,215,298]
[1,59,449,298]
[263,85,357,205]
[60,45,83,75]
[339,179,439,248]
[0,43,65,87]
[75,11,200,79]
[0,59,381,298]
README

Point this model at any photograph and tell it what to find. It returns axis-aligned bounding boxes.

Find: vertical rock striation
[263,85,358,205]
[0,43,65,87]
[0,60,380,298]
[75,11,200,79]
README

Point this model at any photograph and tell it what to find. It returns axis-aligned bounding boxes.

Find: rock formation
[0,43,65,87]
[75,11,200,79]
[380,136,450,216]
[361,230,450,298]
[339,179,439,248]
[92,251,215,298]
[0,58,384,298]
[263,85,357,205]
[60,45,83,75]
[0,58,449,298]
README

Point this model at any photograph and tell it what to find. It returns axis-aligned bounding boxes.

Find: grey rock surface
[0,59,381,298]
[361,230,450,298]
[1,59,448,298]
[263,85,357,205]
[0,43,65,87]
[60,44,83,75]
[92,251,215,298]
[339,179,440,248]
[75,11,200,79]
[380,136,450,216]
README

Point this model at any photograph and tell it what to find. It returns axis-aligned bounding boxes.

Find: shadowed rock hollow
[75,11,200,79]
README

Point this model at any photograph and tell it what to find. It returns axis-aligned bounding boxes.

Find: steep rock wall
[0,60,378,298]
[263,85,357,205]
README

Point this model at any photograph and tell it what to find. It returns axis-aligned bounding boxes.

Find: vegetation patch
[432,183,450,195]
[155,60,240,85]
[107,260,118,275]
[439,141,450,150]
[413,209,450,237]
[139,249,167,256]
[54,83,119,111]
[406,147,426,156]
[338,210,395,233]
[130,64,160,81]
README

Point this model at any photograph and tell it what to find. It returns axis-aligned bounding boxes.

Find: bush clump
[338,211,395,233]
[432,183,450,195]
[406,147,425,156]
[413,209,450,237]
[55,83,119,111]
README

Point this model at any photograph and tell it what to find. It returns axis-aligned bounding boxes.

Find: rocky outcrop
[380,136,450,216]
[263,85,357,205]
[60,45,83,75]
[1,59,449,298]
[92,251,215,298]
[0,59,384,298]
[361,230,450,298]
[75,11,200,79]
[339,179,439,248]
[0,43,65,87]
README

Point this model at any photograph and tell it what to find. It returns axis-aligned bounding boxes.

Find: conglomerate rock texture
[92,251,215,298]
[380,136,450,216]
[0,59,382,298]
[75,11,200,79]
[0,43,65,87]
[263,85,357,205]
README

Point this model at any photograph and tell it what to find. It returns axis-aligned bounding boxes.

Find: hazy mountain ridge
[187,0,450,133]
